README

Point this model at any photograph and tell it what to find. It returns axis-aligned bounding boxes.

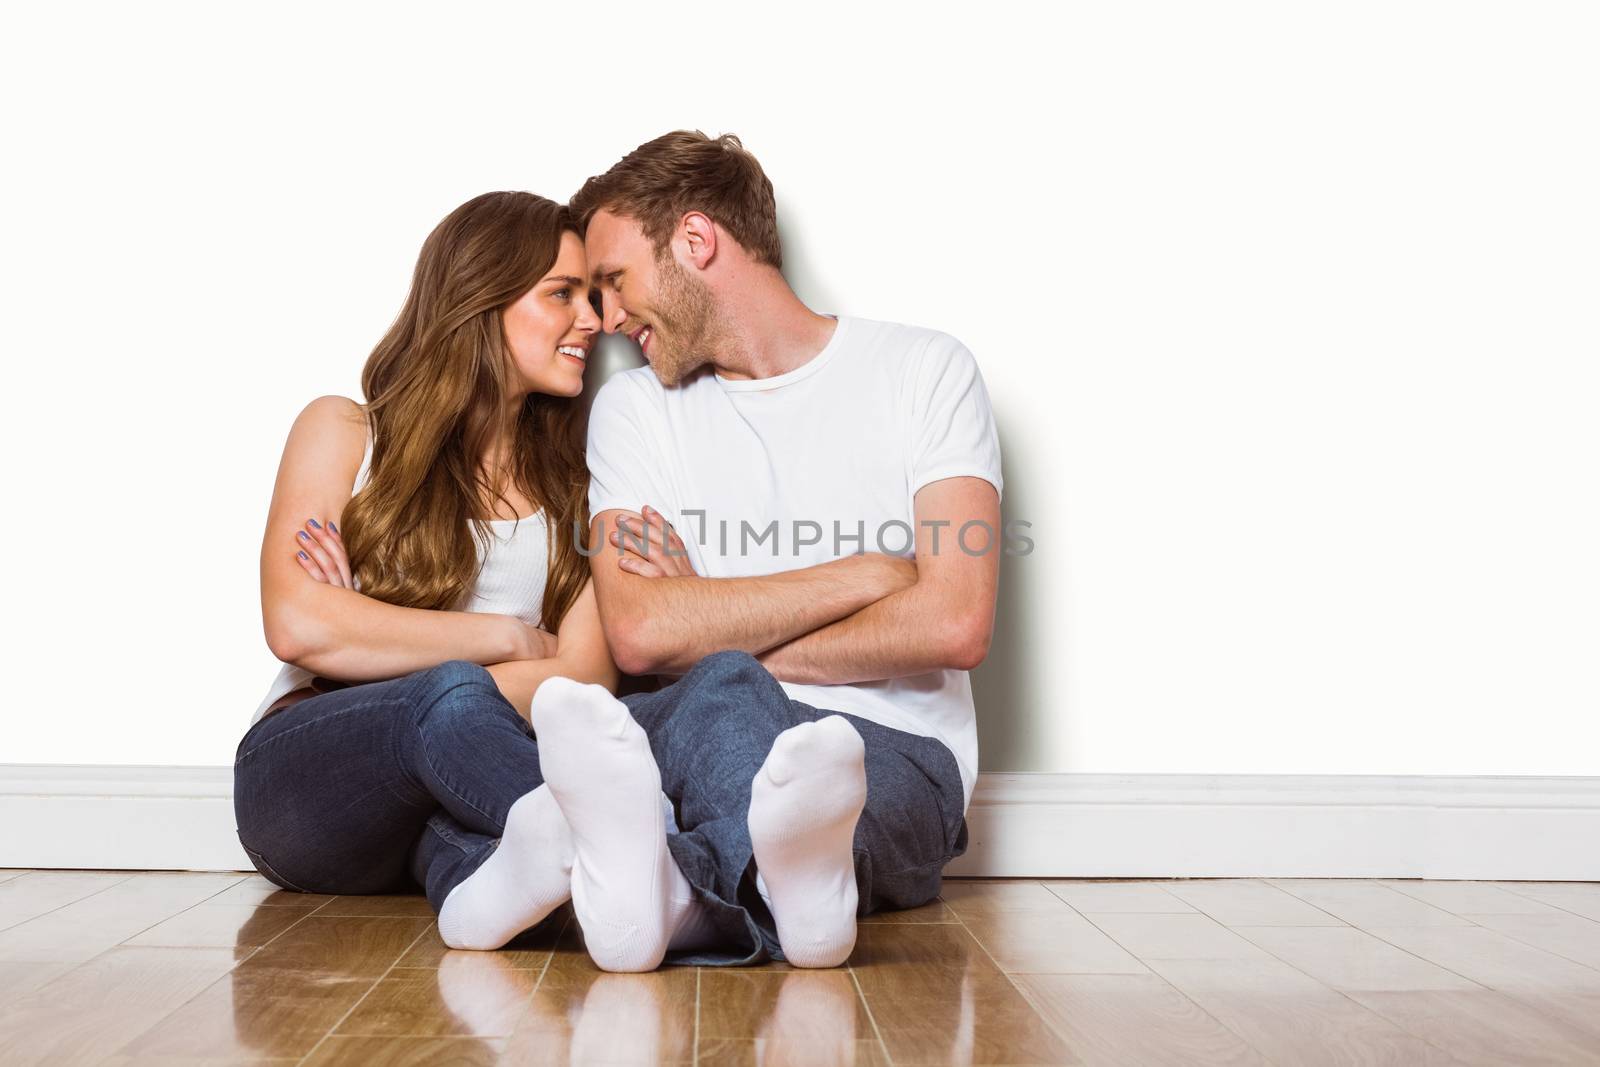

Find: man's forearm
[599,553,911,676]
[759,579,993,685]
[761,478,1003,686]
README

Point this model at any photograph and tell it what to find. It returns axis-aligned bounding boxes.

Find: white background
[2,2,1595,774]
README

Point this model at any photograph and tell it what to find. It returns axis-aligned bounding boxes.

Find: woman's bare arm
[260,395,539,679]
[486,581,620,720]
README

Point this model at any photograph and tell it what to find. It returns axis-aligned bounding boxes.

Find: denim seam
[427,814,493,856]
[234,698,396,764]
[850,832,960,879]
[241,843,314,894]
[872,856,960,878]
[404,677,505,828]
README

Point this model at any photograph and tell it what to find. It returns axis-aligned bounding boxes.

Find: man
[527,131,1002,971]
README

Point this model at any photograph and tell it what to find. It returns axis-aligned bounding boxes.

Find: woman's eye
[553,288,571,300]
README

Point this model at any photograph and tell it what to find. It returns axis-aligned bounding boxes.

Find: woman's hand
[513,621,560,661]
[614,505,697,578]
[293,518,353,588]
[292,519,558,662]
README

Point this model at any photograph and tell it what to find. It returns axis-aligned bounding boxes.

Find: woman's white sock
[530,677,688,972]
[436,784,573,951]
[747,716,867,968]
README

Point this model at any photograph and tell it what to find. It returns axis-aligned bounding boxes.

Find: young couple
[233,131,1003,972]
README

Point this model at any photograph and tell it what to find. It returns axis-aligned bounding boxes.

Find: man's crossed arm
[587,476,1000,683]
[759,478,999,683]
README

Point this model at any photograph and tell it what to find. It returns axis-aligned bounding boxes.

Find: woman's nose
[576,296,600,332]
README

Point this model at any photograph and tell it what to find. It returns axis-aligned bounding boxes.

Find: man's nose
[602,293,626,334]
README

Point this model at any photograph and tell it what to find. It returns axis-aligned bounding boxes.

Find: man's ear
[678,211,717,270]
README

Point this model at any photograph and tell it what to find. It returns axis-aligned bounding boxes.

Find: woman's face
[502,230,600,398]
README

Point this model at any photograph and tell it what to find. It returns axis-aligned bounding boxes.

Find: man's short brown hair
[570,130,782,269]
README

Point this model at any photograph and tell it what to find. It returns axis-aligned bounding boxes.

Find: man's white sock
[747,716,867,968]
[665,892,721,952]
[530,677,689,972]
[436,784,572,951]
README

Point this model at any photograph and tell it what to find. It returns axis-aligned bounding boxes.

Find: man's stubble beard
[648,252,719,387]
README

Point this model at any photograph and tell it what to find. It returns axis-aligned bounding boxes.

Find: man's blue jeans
[232,653,968,964]
[626,651,969,965]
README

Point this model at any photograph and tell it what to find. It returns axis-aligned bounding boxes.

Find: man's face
[585,209,716,386]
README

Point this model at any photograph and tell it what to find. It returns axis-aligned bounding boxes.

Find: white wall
[2,1,1594,775]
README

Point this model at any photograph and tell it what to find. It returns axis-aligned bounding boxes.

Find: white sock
[530,677,690,972]
[436,785,573,951]
[747,716,866,968]
[666,895,721,952]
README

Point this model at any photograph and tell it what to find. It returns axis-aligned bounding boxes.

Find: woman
[234,190,613,951]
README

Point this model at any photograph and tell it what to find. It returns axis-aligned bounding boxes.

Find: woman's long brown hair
[339,192,590,632]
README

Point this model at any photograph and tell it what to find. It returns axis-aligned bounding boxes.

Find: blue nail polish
[328,521,338,534]
[308,518,322,529]
[297,531,309,541]
[298,550,309,560]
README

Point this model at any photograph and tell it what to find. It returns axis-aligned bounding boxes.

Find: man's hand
[588,505,923,676]
[755,477,1000,684]
[612,505,697,578]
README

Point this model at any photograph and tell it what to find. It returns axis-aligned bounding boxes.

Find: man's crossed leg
[530,651,968,971]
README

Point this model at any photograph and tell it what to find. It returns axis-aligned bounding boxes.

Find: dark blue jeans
[232,660,550,928]
[626,651,970,966]
[232,653,969,965]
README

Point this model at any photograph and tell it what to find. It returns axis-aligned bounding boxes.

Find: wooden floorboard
[0,873,1597,1063]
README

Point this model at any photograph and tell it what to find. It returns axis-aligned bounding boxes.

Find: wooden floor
[3,872,1600,1065]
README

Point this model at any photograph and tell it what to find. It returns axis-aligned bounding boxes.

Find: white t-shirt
[586,314,1003,809]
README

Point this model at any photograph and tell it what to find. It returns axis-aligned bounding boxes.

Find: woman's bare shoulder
[296,394,367,428]
[282,395,368,476]
[291,395,367,439]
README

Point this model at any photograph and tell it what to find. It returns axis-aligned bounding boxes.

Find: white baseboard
[948,773,1600,880]
[1,765,252,872]
[3,766,1598,880]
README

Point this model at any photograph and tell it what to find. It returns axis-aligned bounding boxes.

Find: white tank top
[249,430,551,727]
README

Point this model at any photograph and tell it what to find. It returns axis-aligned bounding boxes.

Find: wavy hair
[339,191,589,632]
[569,130,782,268]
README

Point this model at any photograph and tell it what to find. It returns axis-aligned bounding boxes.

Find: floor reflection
[211,898,960,1065]
[502,968,694,1063]
[435,950,541,1035]
[754,970,867,1066]
[851,924,996,1066]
